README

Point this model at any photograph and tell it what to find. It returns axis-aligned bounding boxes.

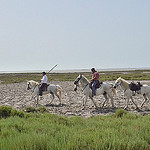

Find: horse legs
[55,93,61,105]
[130,97,139,109]
[82,96,85,107]
[36,95,39,107]
[141,94,148,108]
[102,93,109,108]
[83,95,88,109]
[89,95,97,109]
[124,97,130,110]
[49,93,55,104]
[30,93,37,106]
[107,93,115,108]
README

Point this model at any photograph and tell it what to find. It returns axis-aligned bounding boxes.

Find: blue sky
[0,0,150,71]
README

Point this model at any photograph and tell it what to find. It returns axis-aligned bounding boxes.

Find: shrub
[25,106,48,113]
[114,109,128,118]
[25,107,37,113]
[11,109,25,118]
[0,105,26,119]
[37,106,49,113]
[0,105,12,118]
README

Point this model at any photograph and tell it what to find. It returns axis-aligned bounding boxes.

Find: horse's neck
[30,82,39,91]
[80,77,89,88]
[33,85,39,93]
[120,80,129,90]
[31,81,39,87]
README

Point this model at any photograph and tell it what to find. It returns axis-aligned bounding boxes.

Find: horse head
[113,77,122,88]
[73,75,82,91]
[114,77,130,90]
[27,81,32,90]
[74,74,82,85]
[27,80,39,90]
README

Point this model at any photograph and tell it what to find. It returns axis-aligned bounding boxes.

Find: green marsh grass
[0,106,150,150]
[0,70,150,84]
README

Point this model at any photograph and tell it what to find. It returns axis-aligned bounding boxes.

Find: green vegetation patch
[0,105,25,118]
[1,70,150,84]
[0,106,150,150]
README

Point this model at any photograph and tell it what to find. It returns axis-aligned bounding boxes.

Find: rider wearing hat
[39,72,48,96]
[90,68,100,97]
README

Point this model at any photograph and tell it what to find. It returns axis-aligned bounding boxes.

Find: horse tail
[56,85,62,102]
[111,86,117,96]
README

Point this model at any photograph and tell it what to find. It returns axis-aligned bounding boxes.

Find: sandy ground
[0,81,150,117]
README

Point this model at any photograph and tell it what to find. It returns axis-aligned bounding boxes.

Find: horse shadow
[45,103,66,108]
[92,107,117,115]
[92,106,144,115]
[138,108,150,115]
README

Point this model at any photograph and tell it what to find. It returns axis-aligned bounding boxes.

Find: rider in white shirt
[39,72,48,96]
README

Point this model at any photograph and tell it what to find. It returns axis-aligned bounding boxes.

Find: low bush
[113,109,128,118]
[25,106,48,113]
[0,105,12,118]
[0,105,25,119]
[36,106,49,113]
[25,107,37,113]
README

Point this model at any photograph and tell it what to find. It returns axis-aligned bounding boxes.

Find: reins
[33,85,38,92]
[82,83,89,92]
[28,82,39,93]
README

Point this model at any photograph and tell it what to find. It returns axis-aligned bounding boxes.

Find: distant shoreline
[0,67,150,73]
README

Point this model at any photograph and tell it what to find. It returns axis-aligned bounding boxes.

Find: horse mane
[81,75,90,83]
[28,80,39,86]
[117,77,130,84]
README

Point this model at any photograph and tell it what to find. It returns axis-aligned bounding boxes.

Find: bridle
[113,80,122,88]
[74,75,82,91]
[74,75,82,85]
[27,82,38,92]
[27,82,32,90]
[74,75,89,92]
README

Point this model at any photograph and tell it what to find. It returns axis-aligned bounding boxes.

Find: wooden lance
[47,64,58,74]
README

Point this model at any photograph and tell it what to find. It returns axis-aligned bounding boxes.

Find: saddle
[42,84,49,91]
[129,82,142,92]
[95,81,103,89]
[90,81,102,89]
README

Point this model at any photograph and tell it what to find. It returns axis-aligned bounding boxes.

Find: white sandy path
[0,81,150,117]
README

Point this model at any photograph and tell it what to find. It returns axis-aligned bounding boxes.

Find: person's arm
[91,73,96,82]
[40,76,44,83]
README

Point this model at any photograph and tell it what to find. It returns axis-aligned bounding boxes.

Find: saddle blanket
[129,82,142,91]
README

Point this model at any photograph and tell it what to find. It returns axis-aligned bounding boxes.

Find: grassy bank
[0,69,150,84]
[0,106,150,150]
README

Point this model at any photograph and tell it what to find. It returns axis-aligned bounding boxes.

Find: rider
[90,68,100,97]
[39,72,48,96]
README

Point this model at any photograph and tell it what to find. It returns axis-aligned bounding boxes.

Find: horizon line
[0,67,150,73]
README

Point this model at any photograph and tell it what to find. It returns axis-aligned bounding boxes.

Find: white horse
[113,77,150,110]
[27,80,62,107]
[137,83,150,108]
[74,75,116,109]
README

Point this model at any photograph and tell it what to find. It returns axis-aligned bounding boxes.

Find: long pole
[48,64,58,74]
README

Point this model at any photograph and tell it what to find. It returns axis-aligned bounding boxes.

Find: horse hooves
[136,107,141,112]
[112,106,116,109]
[140,105,144,109]
[124,107,128,111]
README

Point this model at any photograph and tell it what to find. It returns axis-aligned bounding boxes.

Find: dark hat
[42,72,46,74]
[91,68,96,72]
